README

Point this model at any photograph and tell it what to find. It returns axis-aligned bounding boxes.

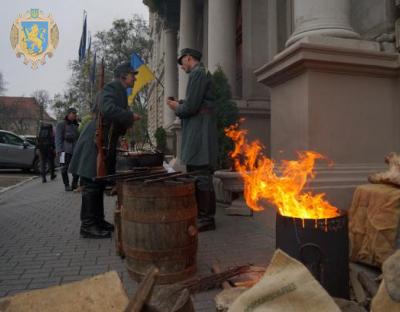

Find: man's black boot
[196,190,216,232]
[71,176,79,190]
[61,169,70,191]
[94,189,115,232]
[80,190,111,239]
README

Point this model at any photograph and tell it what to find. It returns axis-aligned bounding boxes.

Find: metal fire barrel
[121,180,198,284]
[275,211,349,299]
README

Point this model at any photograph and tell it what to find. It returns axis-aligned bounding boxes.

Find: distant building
[0,96,56,135]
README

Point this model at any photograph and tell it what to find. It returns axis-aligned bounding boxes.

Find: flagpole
[154,76,165,90]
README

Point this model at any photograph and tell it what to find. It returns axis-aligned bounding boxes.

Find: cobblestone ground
[0,172,276,311]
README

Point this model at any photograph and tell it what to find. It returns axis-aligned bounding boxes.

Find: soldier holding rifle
[69,62,141,239]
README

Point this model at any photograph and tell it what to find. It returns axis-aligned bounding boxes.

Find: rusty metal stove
[275,211,350,299]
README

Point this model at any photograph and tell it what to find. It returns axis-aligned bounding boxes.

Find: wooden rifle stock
[96,59,107,177]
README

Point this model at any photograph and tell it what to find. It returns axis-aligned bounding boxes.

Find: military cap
[177,48,202,65]
[113,61,138,78]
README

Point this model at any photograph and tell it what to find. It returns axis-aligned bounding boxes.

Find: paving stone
[0,173,276,311]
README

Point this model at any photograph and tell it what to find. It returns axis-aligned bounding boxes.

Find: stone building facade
[144,0,400,209]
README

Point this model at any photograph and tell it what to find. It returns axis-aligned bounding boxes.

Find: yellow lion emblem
[21,24,47,55]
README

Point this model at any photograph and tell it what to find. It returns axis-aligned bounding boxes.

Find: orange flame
[225,124,340,219]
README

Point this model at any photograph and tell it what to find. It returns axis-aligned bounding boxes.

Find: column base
[286,27,360,46]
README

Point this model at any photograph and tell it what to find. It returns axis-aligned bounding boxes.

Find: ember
[225,124,340,219]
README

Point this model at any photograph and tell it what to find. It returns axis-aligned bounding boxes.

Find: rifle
[95,59,107,177]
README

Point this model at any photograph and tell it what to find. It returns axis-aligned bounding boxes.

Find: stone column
[163,28,178,128]
[208,0,236,94]
[286,0,359,46]
[178,0,197,100]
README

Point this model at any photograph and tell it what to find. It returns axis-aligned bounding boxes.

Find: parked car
[20,135,38,146]
[0,130,41,173]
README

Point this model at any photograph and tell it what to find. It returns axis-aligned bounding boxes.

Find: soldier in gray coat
[69,62,140,239]
[167,48,218,232]
[55,107,79,191]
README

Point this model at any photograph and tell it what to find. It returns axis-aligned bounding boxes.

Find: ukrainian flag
[128,52,155,105]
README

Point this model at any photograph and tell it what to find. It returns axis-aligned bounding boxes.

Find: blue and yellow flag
[128,52,155,105]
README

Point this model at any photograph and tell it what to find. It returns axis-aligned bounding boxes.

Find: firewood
[212,264,232,289]
[124,266,159,312]
[358,271,379,298]
[181,265,251,293]
[349,264,367,304]
[144,284,194,312]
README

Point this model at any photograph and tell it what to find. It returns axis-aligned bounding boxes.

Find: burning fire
[225,124,340,219]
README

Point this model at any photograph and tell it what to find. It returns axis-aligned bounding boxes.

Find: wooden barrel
[114,180,125,258]
[121,180,198,284]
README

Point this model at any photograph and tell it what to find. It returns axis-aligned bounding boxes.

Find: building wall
[147,12,166,144]
[145,0,399,157]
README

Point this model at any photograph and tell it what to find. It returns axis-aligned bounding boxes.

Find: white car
[0,130,40,173]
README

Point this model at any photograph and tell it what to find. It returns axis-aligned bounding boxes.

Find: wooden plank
[358,271,379,298]
[124,266,159,312]
[349,263,367,304]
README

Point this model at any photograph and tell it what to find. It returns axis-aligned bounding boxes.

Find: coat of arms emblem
[10,9,59,69]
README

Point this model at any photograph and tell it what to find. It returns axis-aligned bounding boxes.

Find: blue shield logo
[21,21,48,55]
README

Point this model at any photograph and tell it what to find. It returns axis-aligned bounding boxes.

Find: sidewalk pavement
[0,173,275,311]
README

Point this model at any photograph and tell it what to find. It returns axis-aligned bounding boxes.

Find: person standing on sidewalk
[166,48,218,232]
[69,61,141,239]
[55,107,79,192]
[37,123,56,183]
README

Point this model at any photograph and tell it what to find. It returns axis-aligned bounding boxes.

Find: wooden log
[358,271,379,298]
[144,284,194,312]
[349,264,367,304]
[181,265,251,293]
[212,264,232,289]
[124,266,159,312]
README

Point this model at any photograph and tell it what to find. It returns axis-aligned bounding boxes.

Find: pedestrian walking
[37,123,56,183]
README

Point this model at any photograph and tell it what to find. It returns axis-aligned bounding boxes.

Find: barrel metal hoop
[122,242,198,261]
[127,264,197,284]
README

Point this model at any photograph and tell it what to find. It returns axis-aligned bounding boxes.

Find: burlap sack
[0,271,128,312]
[371,250,400,312]
[228,249,340,312]
[371,281,400,312]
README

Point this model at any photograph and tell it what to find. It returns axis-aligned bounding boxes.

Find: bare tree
[31,89,50,122]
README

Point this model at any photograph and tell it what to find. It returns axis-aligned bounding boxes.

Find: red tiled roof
[0,96,55,122]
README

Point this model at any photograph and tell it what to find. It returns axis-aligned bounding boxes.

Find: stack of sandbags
[349,184,400,267]
[371,250,400,311]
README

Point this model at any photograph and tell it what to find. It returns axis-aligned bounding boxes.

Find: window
[3,133,24,146]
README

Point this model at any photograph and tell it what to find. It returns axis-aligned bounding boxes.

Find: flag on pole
[128,52,155,105]
[89,51,97,85]
[78,11,87,63]
[87,32,92,55]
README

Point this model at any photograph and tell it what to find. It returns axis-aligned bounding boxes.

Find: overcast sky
[0,0,149,99]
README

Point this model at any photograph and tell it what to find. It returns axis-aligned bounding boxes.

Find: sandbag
[0,271,128,312]
[228,249,340,312]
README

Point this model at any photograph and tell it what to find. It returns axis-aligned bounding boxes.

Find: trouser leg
[80,177,111,239]
[93,187,114,231]
[62,153,71,186]
[187,165,216,231]
[40,150,47,182]
[48,150,55,178]
[71,174,79,189]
